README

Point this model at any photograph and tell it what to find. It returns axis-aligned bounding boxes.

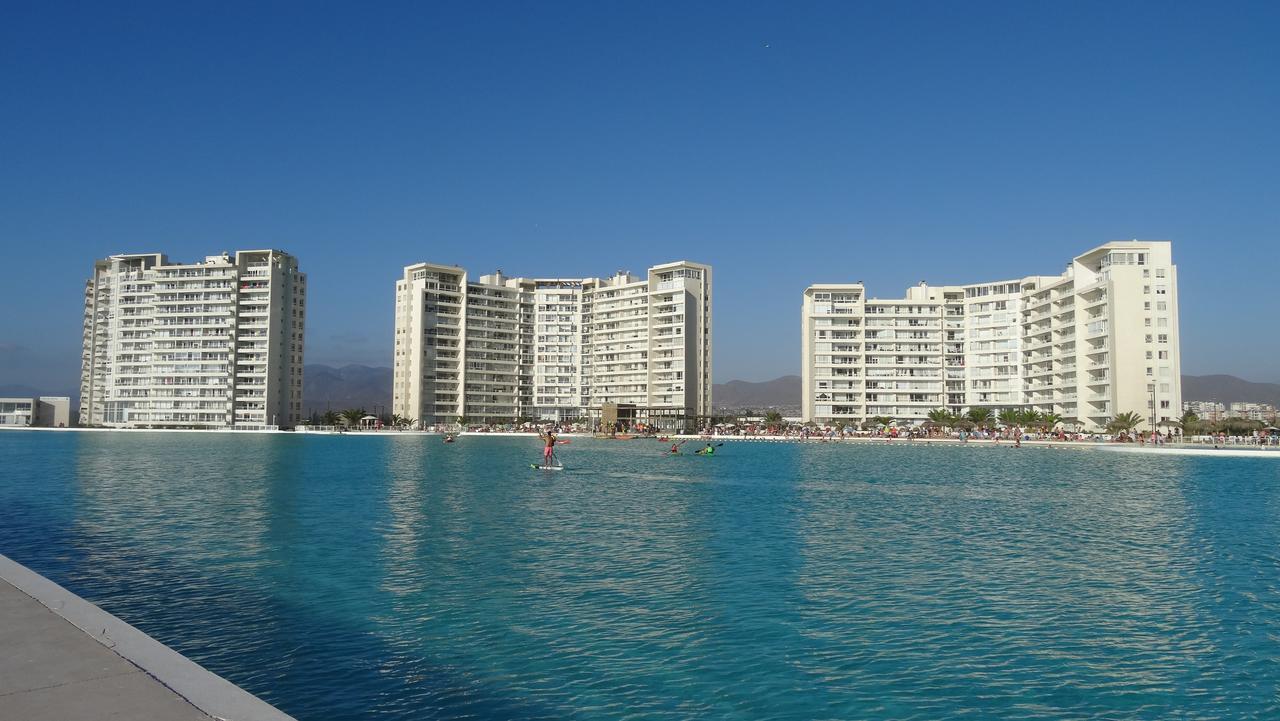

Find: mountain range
[6,368,1277,416]
[303,364,393,415]
[1180,374,1280,407]
[299,368,1279,413]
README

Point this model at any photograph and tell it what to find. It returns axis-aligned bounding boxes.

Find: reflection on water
[2,432,1279,721]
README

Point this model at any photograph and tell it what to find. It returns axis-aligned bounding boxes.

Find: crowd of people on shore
[313,416,1279,448]
[702,423,1279,446]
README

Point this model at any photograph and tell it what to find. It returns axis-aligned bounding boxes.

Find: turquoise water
[2,432,1279,720]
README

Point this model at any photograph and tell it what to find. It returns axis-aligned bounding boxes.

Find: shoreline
[666,434,1280,457]
[4,426,1275,457]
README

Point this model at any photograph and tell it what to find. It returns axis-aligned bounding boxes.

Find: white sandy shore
[4,426,1274,457]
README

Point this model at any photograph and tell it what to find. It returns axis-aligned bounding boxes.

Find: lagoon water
[2,431,1279,720]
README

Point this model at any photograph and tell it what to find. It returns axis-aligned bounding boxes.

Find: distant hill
[1182,374,1280,406]
[7,368,1272,419]
[298,366,809,416]
[712,375,802,412]
[303,364,392,414]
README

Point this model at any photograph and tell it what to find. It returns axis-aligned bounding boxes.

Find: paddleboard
[530,463,565,471]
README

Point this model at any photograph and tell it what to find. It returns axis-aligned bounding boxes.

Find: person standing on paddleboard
[539,427,557,465]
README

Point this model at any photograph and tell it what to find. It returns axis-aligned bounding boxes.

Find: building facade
[80,250,306,429]
[0,397,70,427]
[802,240,1182,432]
[1182,400,1225,422]
[393,261,711,428]
[1227,402,1277,421]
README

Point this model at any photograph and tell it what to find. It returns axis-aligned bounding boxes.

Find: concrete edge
[0,553,295,721]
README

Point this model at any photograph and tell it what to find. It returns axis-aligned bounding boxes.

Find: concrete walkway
[0,554,294,721]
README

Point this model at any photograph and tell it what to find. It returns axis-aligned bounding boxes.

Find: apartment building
[1183,401,1278,422]
[1227,402,1277,421]
[80,250,306,429]
[393,260,711,428]
[802,240,1181,432]
[1182,400,1225,422]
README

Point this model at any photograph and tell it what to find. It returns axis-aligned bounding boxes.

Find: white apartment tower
[393,261,711,428]
[802,241,1181,432]
[80,250,306,429]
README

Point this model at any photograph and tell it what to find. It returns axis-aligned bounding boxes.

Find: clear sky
[2,1,1277,392]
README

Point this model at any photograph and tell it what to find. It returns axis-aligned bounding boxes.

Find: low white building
[0,397,71,427]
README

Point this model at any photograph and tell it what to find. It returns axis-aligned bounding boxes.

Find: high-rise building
[393,260,711,429]
[802,240,1181,432]
[80,250,306,429]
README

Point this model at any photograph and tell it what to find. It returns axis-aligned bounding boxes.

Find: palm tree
[763,410,784,427]
[870,415,894,428]
[1106,411,1144,437]
[928,408,952,426]
[1178,410,1199,435]
[966,407,994,429]
[340,408,366,428]
[1040,412,1064,431]
[997,408,1020,429]
[402,417,417,430]
[321,410,339,426]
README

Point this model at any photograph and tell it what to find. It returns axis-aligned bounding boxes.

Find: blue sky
[2,1,1277,391]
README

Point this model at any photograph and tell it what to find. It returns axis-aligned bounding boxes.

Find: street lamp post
[1150,383,1157,441]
